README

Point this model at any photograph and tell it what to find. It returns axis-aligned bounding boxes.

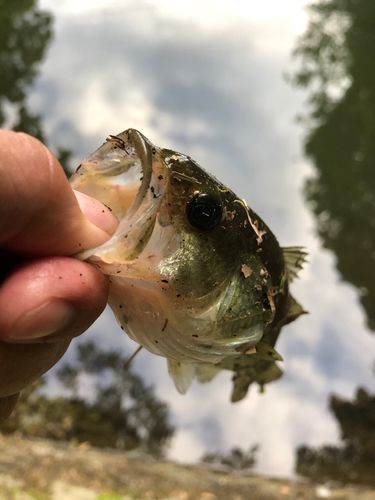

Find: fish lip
[122,128,153,218]
[70,128,154,218]
[70,129,167,262]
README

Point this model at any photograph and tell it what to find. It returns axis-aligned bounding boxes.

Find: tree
[0,0,52,140]
[201,445,258,471]
[296,387,375,486]
[292,0,375,331]
[0,1,73,174]
[1,341,175,458]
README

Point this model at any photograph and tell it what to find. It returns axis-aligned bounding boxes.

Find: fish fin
[254,341,283,362]
[167,359,195,394]
[282,294,309,326]
[195,364,222,384]
[230,361,283,403]
[255,362,283,385]
[231,372,252,403]
[282,246,308,282]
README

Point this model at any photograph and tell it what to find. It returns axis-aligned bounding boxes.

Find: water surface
[2,0,375,481]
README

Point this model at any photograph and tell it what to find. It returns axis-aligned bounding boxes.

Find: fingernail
[73,190,118,236]
[9,299,76,340]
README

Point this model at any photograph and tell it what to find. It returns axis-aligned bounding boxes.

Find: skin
[0,131,119,423]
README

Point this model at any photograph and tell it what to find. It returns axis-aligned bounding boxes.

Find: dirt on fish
[0,435,374,500]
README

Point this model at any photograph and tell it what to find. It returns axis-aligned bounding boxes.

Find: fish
[69,129,307,401]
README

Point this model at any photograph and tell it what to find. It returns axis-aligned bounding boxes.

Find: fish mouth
[70,129,168,264]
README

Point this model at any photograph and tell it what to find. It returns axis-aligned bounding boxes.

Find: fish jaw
[70,129,169,266]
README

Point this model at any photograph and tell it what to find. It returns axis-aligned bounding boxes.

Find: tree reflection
[292,0,375,331]
[0,0,72,172]
[292,0,375,485]
[201,445,259,471]
[296,388,375,486]
[0,0,52,140]
[1,341,175,458]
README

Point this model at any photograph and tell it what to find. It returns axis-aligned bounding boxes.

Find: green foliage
[296,388,375,486]
[201,445,258,470]
[293,3,375,486]
[1,341,175,458]
[96,494,123,500]
[0,1,74,174]
[292,0,375,331]
[0,0,52,139]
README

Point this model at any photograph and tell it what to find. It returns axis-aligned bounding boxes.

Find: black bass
[70,129,307,400]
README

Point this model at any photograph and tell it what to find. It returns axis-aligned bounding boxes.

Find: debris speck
[236,343,257,355]
[241,264,252,278]
[267,289,276,314]
[234,199,266,244]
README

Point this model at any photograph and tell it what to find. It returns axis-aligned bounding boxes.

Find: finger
[0,393,19,425]
[0,131,118,256]
[0,340,70,397]
[0,256,109,342]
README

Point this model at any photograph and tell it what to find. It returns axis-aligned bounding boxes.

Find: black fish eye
[186,193,223,230]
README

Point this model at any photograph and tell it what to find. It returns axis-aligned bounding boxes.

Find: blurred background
[1,0,375,486]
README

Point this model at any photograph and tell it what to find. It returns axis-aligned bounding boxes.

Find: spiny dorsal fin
[282,246,308,282]
[167,358,196,394]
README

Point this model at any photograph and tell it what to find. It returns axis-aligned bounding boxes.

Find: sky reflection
[16,0,375,478]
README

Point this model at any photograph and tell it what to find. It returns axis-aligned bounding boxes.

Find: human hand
[0,131,119,423]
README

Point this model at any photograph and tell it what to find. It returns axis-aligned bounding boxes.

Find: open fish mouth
[70,129,168,265]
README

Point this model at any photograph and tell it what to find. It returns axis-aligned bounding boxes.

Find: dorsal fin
[282,246,308,282]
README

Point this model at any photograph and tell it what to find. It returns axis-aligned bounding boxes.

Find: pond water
[2,0,375,483]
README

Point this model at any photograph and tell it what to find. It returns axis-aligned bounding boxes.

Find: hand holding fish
[0,131,118,423]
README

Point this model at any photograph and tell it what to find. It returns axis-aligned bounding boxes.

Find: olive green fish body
[70,129,306,398]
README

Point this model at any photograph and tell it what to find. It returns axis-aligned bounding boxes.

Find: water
[1,0,374,484]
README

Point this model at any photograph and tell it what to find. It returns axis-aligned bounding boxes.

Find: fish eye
[186,193,223,230]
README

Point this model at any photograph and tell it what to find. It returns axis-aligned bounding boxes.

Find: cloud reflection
[28,2,375,477]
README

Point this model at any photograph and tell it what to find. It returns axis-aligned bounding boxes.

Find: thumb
[0,131,118,257]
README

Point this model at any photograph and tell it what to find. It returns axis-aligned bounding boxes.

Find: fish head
[70,129,285,363]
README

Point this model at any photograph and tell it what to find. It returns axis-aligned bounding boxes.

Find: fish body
[70,129,306,399]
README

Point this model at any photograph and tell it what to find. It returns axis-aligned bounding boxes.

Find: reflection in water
[292,0,375,332]
[0,0,52,141]
[292,0,375,485]
[1,341,175,457]
[0,0,72,172]
[0,3,176,457]
[2,0,374,480]
[296,388,375,486]
[201,444,259,471]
